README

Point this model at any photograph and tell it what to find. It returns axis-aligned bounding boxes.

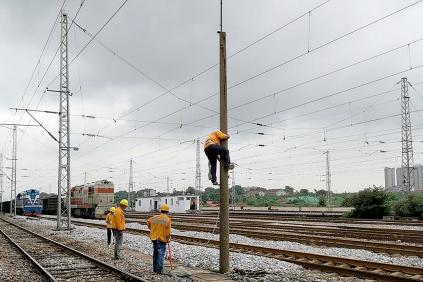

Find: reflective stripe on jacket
[204,130,228,149]
[147,213,171,242]
[111,207,126,231]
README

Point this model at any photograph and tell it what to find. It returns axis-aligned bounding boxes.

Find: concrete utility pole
[195,138,201,194]
[231,168,235,210]
[400,77,415,193]
[57,12,72,230]
[218,0,230,273]
[325,151,332,211]
[128,159,134,209]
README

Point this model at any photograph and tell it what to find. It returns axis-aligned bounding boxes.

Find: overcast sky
[2,0,423,199]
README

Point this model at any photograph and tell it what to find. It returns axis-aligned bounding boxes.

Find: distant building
[135,196,199,213]
[138,189,157,198]
[266,189,285,197]
[413,165,423,192]
[384,167,396,189]
[385,165,423,192]
[246,189,266,197]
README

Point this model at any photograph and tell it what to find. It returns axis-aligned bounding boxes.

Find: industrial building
[135,196,200,213]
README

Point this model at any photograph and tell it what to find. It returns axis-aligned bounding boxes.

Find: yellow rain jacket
[105,213,113,228]
[111,207,126,231]
[204,130,228,149]
[147,213,171,243]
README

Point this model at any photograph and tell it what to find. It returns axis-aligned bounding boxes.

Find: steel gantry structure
[57,12,72,230]
[10,13,74,228]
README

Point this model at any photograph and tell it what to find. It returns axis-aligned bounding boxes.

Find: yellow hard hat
[120,199,129,206]
[161,204,170,212]
[109,207,116,212]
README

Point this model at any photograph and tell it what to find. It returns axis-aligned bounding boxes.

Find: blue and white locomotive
[16,189,42,216]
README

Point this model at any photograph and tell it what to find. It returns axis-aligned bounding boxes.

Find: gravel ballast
[17,217,372,281]
[124,221,423,268]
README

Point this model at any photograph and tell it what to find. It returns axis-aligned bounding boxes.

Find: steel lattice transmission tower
[195,139,202,193]
[57,13,71,230]
[128,159,134,209]
[400,77,415,193]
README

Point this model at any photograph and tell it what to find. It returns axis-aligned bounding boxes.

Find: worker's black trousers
[107,228,112,245]
[205,144,231,183]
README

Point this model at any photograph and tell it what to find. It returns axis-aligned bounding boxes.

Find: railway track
[126,214,423,244]
[159,222,423,257]
[128,211,423,226]
[60,219,423,282]
[0,217,150,282]
[0,225,47,282]
[38,215,423,257]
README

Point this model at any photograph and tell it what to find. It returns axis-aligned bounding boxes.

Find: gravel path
[20,217,369,282]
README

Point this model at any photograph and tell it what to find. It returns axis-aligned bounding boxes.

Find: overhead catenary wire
[58,1,423,165]
[10,1,423,192]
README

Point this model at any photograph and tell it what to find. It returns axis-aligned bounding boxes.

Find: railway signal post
[218,0,230,273]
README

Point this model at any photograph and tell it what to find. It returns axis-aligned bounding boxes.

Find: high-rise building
[384,167,396,189]
[390,165,423,192]
[396,167,404,188]
[414,164,423,192]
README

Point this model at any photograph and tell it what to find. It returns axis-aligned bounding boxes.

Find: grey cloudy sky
[2,0,423,199]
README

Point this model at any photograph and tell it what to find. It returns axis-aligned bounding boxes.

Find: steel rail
[157,223,423,257]
[126,214,423,244]
[0,217,150,282]
[0,226,57,281]
[128,211,423,226]
[62,219,423,281]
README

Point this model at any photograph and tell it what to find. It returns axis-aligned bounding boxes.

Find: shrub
[318,197,326,207]
[347,187,390,219]
[394,194,423,219]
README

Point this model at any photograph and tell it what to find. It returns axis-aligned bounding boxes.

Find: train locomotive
[2,180,115,219]
[18,189,43,216]
[2,189,44,216]
[71,179,115,219]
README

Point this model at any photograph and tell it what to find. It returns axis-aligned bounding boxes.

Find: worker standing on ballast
[105,207,115,247]
[204,130,234,185]
[111,199,128,260]
[147,204,171,274]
